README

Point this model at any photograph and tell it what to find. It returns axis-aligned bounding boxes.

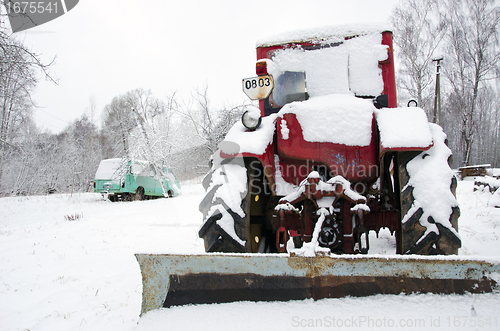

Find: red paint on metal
[276,114,379,184]
[380,31,397,108]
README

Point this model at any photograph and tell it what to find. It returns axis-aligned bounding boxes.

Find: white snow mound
[278,94,375,146]
[375,107,433,149]
[222,113,277,155]
[256,23,391,47]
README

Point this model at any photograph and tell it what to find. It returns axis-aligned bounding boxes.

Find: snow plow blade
[135,253,500,315]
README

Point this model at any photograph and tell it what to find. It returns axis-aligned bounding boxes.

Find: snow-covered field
[1,178,499,331]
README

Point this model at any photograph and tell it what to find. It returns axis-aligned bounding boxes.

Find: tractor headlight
[407,99,418,107]
[241,108,262,131]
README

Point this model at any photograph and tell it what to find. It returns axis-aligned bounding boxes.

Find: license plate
[242,75,273,100]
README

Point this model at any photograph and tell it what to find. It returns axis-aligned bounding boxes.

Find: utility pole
[432,58,443,125]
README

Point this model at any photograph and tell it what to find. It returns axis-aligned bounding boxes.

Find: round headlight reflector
[241,109,262,131]
[407,99,418,107]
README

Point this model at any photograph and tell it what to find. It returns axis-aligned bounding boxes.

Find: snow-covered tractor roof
[256,23,392,48]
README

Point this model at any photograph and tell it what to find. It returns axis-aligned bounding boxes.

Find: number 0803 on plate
[242,75,273,100]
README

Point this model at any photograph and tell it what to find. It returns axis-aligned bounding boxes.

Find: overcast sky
[15,0,401,133]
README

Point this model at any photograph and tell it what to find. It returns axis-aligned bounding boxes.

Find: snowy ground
[1,178,499,331]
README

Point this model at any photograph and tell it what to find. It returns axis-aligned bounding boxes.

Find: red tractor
[198,24,461,256]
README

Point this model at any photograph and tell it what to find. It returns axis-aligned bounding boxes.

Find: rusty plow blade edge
[135,254,500,315]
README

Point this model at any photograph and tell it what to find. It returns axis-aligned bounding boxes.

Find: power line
[37,107,69,124]
[36,118,65,131]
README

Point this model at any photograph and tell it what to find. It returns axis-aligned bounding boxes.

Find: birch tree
[443,0,500,166]
[391,0,448,114]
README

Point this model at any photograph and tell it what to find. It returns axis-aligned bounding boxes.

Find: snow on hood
[278,94,375,146]
[222,94,376,152]
[221,113,277,155]
[256,23,391,47]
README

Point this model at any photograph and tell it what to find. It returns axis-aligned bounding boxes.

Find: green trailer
[93,158,180,201]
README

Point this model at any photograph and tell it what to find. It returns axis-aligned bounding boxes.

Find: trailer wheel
[396,125,461,255]
[134,187,145,201]
[198,158,252,253]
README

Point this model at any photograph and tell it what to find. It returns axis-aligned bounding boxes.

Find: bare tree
[101,95,136,157]
[391,0,500,167]
[0,13,55,189]
[70,115,101,192]
[126,89,182,196]
[443,0,500,166]
[178,85,249,155]
[391,0,448,113]
[87,95,97,126]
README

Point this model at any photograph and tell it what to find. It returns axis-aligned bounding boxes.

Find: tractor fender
[214,114,278,193]
[375,107,434,155]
